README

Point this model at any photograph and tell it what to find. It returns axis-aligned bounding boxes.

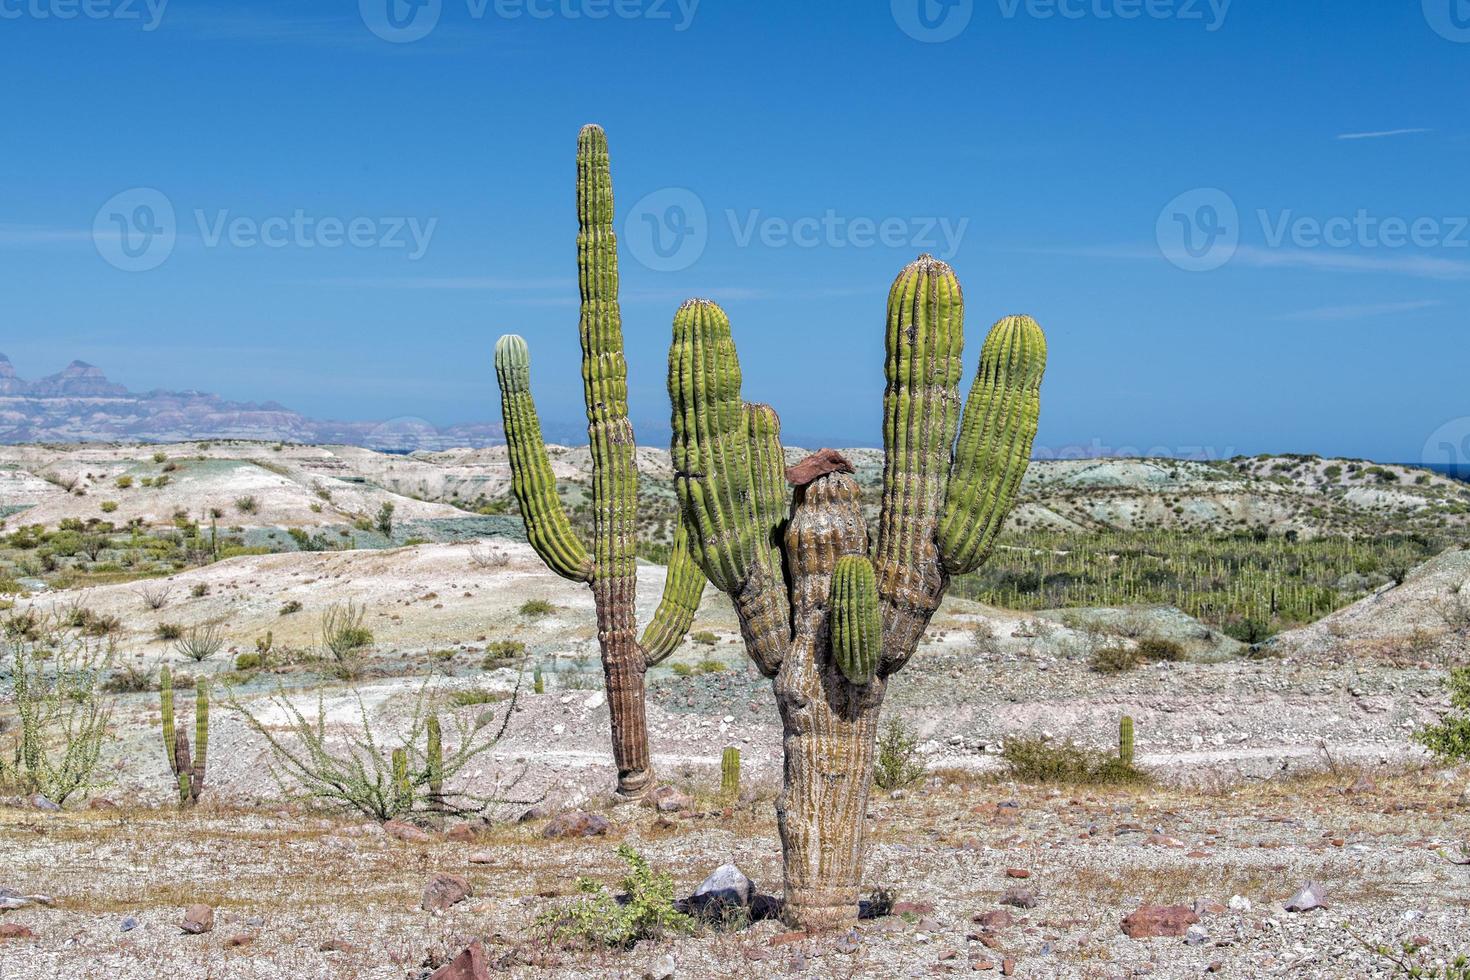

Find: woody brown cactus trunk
[668,258,1047,929]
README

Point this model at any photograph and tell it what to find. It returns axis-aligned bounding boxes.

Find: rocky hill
[0,354,504,450]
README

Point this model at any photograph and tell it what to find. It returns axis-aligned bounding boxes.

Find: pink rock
[541,810,610,838]
[428,940,491,980]
[1122,904,1199,939]
[785,449,854,486]
[422,873,472,912]
[384,819,432,843]
[180,904,215,935]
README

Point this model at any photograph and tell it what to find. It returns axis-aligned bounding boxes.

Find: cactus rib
[830,555,881,685]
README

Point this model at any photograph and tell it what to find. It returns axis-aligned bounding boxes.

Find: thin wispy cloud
[1335,128,1433,140]
[304,276,575,291]
[1274,299,1443,322]
[0,224,95,246]
[1010,243,1470,281]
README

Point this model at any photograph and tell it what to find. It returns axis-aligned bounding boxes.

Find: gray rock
[1185,924,1209,946]
[642,953,675,980]
[120,916,138,932]
[688,864,753,915]
[29,794,60,812]
[1000,888,1038,909]
[1284,882,1326,913]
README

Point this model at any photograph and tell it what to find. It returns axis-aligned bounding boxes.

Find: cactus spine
[159,666,208,806]
[495,125,706,799]
[721,746,740,799]
[1119,714,1135,767]
[667,255,1046,930]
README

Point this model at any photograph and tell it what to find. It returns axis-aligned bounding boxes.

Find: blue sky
[2,0,1466,463]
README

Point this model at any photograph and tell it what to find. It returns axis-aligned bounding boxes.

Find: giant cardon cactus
[668,256,1046,929]
[495,125,706,799]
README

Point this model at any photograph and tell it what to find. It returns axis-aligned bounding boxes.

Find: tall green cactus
[1119,714,1135,767]
[159,666,208,806]
[495,125,706,799]
[667,254,1046,930]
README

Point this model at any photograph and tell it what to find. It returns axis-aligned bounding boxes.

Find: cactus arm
[1119,715,1135,767]
[193,678,209,802]
[160,665,177,778]
[668,300,791,676]
[829,555,882,686]
[640,521,707,667]
[495,334,594,583]
[937,315,1047,575]
[873,256,966,676]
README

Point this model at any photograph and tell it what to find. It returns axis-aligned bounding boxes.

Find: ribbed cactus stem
[495,335,593,583]
[830,555,881,686]
[160,665,176,774]
[391,747,410,813]
[721,746,740,799]
[938,315,1047,574]
[640,522,707,666]
[533,665,545,695]
[874,256,966,674]
[1119,715,1135,767]
[426,713,443,809]
[192,678,209,803]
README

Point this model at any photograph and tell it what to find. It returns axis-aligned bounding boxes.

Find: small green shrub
[1415,668,1470,762]
[234,496,258,515]
[449,688,511,708]
[537,845,693,948]
[1136,637,1185,662]
[482,639,526,667]
[670,662,694,677]
[114,475,134,489]
[174,623,225,662]
[1002,736,1146,785]
[691,630,717,646]
[873,718,926,791]
[100,501,118,514]
[156,622,184,641]
[1091,645,1140,674]
[190,583,209,598]
[152,452,168,464]
[698,658,726,674]
[234,652,262,672]
[519,599,555,618]
[279,600,303,616]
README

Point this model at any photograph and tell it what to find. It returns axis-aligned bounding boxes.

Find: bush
[698,658,726,674]
[174,623,225,662]
[114,475,134,489]
[537,844,693,948]
[482,640,526,667]
[1415,668,1470,762]
[873,718,926,791]
[519,599,555,618]
[234,496,259,515]
[234,652,262,672]
[691,630,718,646]
[100,501,118,513]
[1136,637,1185,662]
[103,662,156,693]
[0,614,112,803]
[279,600,303,616]
[321,601,374,680]
[670,662,694,677]
[231,679,524,820]
[374,501,395,538]
[1091,645,1141,674]
[156,622,184,641]
[1002,736,1145,785]
[449,688,511,708]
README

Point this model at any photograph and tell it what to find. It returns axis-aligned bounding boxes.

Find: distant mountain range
[0,354,508,451]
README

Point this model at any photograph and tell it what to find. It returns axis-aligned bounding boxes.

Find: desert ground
[2,442,1468,978]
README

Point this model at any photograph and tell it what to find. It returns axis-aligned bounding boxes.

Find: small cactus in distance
[1119,715,1135,767]
[533,665,545,695]
[426,713,444,811]
[160,666,208,806]
[721,746,741,799]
